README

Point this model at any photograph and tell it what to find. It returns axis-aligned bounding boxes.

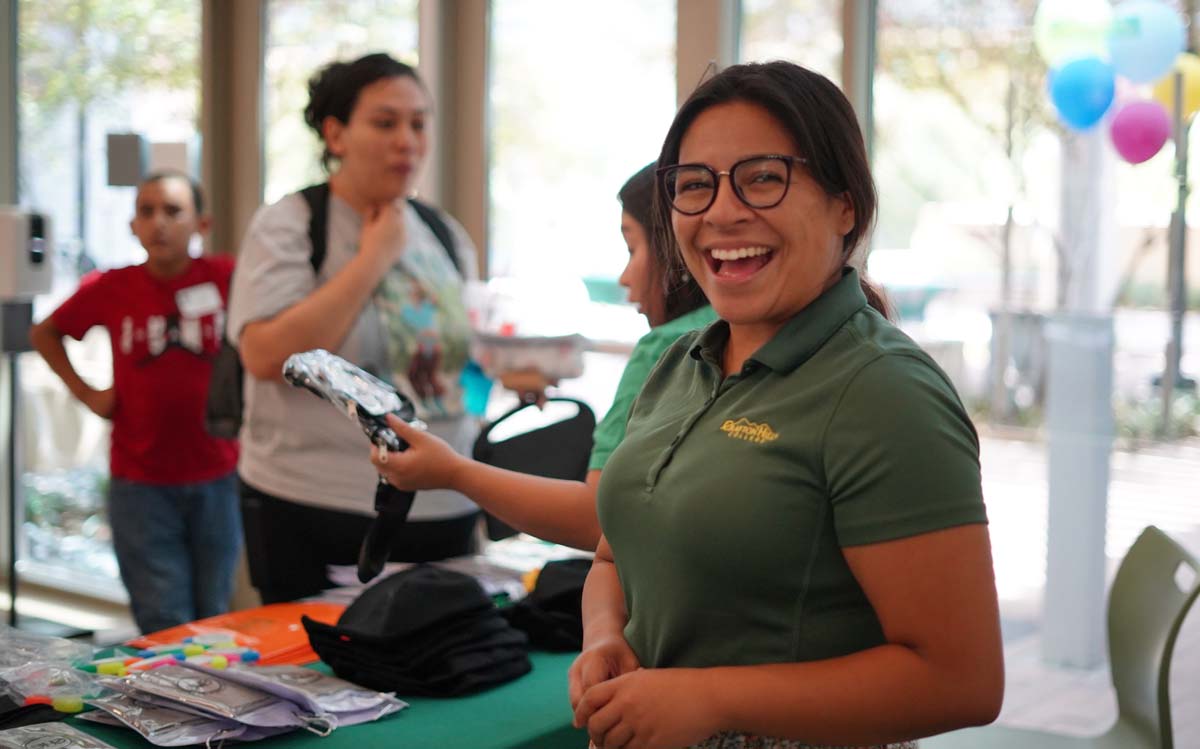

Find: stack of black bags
[501,558,591,651]
[303,565,531,697]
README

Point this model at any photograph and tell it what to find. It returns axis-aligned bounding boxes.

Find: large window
[17,0,202,598]
[263,0,419,204]
[874,0,1200,441]
[739,0,842,83]
[487,0,677,344]
[872,2,1055,354]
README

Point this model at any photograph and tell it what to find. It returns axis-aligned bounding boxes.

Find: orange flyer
[125,602,345,666]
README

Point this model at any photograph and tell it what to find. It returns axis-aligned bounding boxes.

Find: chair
[922,525,1200,749]
[472,397,595,541]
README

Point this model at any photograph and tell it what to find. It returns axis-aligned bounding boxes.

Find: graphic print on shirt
[121,307,225,366]
[374,231,471,421]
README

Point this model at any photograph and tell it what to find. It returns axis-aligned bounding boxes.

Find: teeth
[710,246,771,261]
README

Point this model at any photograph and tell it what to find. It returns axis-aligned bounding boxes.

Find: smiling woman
[666,102,856,362]
[569,61,1004,749]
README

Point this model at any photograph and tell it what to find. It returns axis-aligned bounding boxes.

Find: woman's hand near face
[359,202,408,273]
[368,414,467,491]
[574,668,721,749]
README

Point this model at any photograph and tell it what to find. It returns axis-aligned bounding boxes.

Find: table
[70,651,586,749]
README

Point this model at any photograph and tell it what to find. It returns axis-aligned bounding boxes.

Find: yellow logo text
[720,417,779,444]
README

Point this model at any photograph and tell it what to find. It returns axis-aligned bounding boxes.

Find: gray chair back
[1106,525,1200,749]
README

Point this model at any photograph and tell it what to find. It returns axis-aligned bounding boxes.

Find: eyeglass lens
[664,157,791,214]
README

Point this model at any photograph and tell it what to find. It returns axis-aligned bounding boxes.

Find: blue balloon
[1108,1,1185,83]
[1050,57,1116,130]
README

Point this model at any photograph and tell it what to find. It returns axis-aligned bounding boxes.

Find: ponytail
[858,273,893,321]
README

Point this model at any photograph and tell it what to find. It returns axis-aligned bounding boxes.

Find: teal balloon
[1109,1,1186,83]
[1050,57,1116,130]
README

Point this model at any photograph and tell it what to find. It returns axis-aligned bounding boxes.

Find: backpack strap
[408,197,461,275]
[299,182,330,274]
[300,185,460,278]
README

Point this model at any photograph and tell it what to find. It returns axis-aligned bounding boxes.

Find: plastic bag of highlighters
[0,661,101,712]
[0,623,93,671]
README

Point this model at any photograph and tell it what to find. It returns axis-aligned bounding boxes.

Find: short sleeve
[226,195,318,341]
[51,270,109,340]
[824,353,986,547]
[589,331,672,470]
[443,213,480,282]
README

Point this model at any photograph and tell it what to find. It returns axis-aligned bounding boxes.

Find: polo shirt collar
[689,267,867,375]
[688,319,730,368]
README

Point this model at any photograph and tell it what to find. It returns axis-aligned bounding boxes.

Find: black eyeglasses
[657,154,808,215]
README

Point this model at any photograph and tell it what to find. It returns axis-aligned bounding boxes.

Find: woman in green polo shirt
[568,62,1003,749]
[371,164,715,550]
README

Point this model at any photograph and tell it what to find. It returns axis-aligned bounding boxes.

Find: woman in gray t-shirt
[226,53,481,604]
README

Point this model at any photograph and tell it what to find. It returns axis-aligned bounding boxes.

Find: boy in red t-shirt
[29,171,240,634]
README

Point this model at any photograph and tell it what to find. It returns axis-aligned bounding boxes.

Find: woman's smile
[703,245,775,281]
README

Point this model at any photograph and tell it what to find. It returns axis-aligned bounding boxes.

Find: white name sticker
[176,282,223,318]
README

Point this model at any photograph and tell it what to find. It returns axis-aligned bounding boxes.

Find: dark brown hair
[618,163,709,324]
[140,170,204,215]
[651,61,891,319]
[304,52,424,172]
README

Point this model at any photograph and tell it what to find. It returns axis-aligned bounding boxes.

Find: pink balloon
[1110,100,1171,164]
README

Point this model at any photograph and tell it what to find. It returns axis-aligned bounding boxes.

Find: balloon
[1109,100,1171,163]
[1034,0,1113,66]
[1108,1,1186,83]
[1152,53,1200,120]
[1050,58,1116,130]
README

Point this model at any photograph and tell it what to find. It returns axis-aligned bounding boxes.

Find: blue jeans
[107,472,241,634]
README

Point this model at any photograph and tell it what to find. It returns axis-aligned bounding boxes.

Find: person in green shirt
[371,163,715,550]
[568,61,1004,749]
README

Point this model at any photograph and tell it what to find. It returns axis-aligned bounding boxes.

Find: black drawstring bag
[303,565,531,697]
[502,558,592,651]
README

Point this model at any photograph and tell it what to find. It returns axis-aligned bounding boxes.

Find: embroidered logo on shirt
[720,417,779,444]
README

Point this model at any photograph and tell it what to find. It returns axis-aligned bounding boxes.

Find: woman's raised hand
[368,413,467,492]
[359,201,408,271]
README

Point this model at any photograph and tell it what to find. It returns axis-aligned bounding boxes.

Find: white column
[1042,314,1114,667]
[1041,128,1116,668]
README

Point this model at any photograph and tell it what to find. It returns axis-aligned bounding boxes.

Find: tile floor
[979,433,1200,744]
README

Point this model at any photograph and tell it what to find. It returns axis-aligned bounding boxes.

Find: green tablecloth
[71,651,586,749]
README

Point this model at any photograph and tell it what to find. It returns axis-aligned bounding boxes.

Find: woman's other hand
[369,413,466,491]
[499,369,557,408]
[574,668,720,749]
[568,634,640,715]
